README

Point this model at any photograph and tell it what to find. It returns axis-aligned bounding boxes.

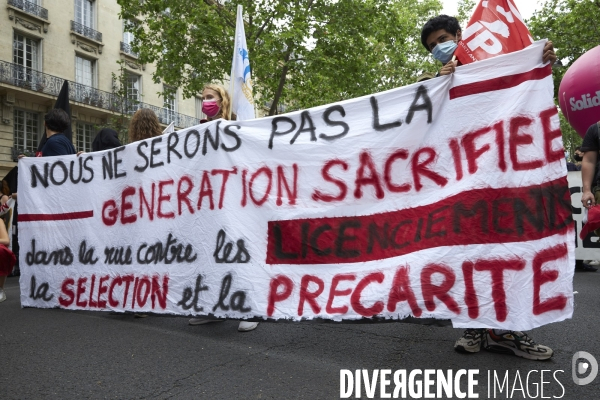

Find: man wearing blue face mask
[420,15,557,76]
[417,15,558,361]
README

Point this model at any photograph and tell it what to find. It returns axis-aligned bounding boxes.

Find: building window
[121,20,138,57]
[163,86,177,123]
[74,55,95,102]
[13,33,39,69]
[125,73,141,113]
[13,32,40,86]
[76,122,95,152]
[9,0,47,20]
[75,56,95,87]
[123,21,134,45]
[13,109,40,155]
[75,0,95,28]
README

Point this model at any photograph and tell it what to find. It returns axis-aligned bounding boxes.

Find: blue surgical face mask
[432,40,458,64]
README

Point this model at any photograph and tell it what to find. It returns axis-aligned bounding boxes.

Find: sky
[441,0,544,20]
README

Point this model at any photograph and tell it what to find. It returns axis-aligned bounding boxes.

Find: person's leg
[189,317,225,326]
[188,318,258,331]
[578,260,598,271]
[0,275,6,302]
[454,328,486,353]
[238,321,259,332]
[484,330,553,360]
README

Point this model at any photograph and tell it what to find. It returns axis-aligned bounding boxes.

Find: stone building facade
[0,0,202,177]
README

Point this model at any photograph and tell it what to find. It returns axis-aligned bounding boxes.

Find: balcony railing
[70,20,102,43]
[0,60,200,129]
[120,41,138,58]
[8,0,48,20]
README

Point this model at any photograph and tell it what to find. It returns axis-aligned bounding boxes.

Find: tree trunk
[269,51,292,116]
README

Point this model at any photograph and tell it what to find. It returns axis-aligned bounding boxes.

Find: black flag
[37,80,73,153]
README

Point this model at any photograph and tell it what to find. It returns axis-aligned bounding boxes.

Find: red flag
[580,206,600,240]
[454,0,533,65]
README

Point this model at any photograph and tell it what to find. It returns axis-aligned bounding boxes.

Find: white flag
[229,5,255,121]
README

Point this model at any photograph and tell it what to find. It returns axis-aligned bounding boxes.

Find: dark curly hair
[420,15,461,52]
[44,109,70,133]
[128,108,162,143]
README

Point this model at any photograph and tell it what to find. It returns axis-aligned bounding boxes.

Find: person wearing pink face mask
[190,84,258,332]
[199,84,236,122]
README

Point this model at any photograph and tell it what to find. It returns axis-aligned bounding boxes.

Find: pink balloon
[558,45,600,138]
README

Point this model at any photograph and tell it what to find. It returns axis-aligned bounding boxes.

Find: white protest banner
[18,41,573,330]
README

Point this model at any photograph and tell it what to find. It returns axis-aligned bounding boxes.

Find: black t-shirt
[41,134,76,157]
[580,123,600,186]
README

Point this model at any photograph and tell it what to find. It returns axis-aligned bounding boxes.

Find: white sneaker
[0,289,6,303]
[587,260,600,266]
[188,318,225,326]
[238,321,259,332]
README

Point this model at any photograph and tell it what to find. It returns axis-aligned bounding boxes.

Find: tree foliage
[529,0,600,94]
[118,0,443,115]
[529,0,600,65]
[456,0,476,27]
[93,61,133,144]
[528,0,600,153]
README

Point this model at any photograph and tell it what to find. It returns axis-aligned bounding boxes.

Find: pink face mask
[202,100,220,118]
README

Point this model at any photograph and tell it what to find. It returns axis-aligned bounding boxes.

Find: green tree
[94,61,136,145]
[528,0,600,154]
[560,110,582,162]
[529,0,600,95]
[118,0,442,115]
[456,0,476,27]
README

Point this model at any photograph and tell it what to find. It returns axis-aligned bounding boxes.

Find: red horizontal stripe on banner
[449,65,552,100]
[19,211,94,222]
[266,178,573,265]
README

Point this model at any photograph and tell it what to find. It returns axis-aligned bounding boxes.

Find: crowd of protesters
[1,13,598,363]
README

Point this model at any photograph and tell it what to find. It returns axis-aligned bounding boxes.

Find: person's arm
[581,151,597,209]
[0,220,9,246]
[0,195,10,215]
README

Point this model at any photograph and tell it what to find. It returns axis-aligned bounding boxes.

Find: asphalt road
[1,270,599,399]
